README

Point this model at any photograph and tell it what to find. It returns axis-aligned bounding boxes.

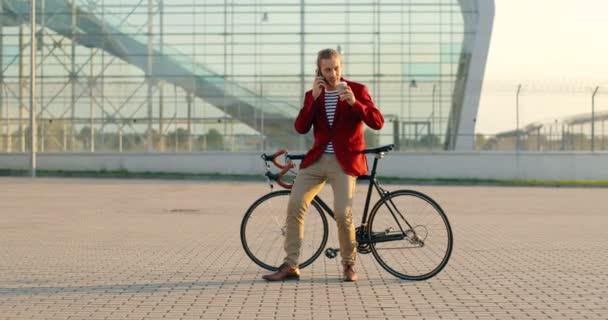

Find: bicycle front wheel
[368,190,453,280]
[240,190,329,271]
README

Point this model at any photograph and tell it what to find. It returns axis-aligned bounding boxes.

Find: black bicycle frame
[311,153,416,242]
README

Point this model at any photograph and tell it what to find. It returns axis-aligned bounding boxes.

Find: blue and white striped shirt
[324,90,339,153]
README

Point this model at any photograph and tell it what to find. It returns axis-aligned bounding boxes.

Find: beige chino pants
[284,154,358,267]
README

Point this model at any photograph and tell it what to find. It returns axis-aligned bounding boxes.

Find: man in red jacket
[263,48,384,282]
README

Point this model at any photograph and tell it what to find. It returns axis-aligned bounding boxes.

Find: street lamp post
[29,0,37,177]
[260,83,265,151]
[431,83,436,137]
[516,84,522,151]
[591,86,599,152]
[259,13,268,151]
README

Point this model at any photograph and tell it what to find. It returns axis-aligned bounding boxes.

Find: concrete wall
[2,152,608,181]
[378,152,608,181]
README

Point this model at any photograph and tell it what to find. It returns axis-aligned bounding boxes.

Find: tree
[165,128,191,151]
[475,133,496,151]
[197,128,224,150]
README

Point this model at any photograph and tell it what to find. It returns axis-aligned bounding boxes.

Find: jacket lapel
[334,98,349,126]
[317,90,329,130]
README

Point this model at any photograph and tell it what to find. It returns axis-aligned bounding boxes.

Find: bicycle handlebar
[262,144,395,189]
[262,150,297,189]
[261,149,287,169]
[262,149,304,172]
[267,162,296,189]
[286,154,305,160]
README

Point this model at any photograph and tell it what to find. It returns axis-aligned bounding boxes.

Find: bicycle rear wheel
[240,190,328,271]
[368,190,453,280]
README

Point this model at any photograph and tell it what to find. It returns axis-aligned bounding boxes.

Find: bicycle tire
[240,190,329,271]
[368,190,453,280]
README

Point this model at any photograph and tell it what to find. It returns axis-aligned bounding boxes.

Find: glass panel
[0,0,478,152]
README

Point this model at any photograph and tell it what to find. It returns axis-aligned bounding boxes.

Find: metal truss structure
[1,0,492,153]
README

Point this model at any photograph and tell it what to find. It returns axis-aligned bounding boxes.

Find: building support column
[39,0,46,152]
[187,94,192,151]
[158,0,164,151]
[118,124,123,152]
[158,85,164,151]
[299,0,306,150]
[19,25,26,152]
[70,0,77,150]
[89,49,95,152]
[146,0,154,152]
[29,0,38,176]
[299,0,305,104]
[100,0,106,149]
[452,0,495,151]
[0,3,4,152]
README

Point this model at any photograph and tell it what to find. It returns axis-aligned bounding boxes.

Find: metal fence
[2,126,607,153]
[1,79,606,153]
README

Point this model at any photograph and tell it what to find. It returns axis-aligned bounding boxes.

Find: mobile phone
[316,69,326,82]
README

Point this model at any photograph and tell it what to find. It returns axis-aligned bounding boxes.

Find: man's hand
[312,76,326,100]
[339,86,356,106]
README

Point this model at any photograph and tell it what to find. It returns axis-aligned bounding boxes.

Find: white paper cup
[336,81,348,93]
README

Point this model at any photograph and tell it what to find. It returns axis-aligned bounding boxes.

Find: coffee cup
[336,81,348,93]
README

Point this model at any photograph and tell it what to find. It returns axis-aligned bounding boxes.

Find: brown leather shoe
[343,264,358,282]
[262,263,300,281]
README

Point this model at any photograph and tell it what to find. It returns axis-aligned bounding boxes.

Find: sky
[476,0,608,134]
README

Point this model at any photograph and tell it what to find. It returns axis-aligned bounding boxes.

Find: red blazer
[295,78,384,176]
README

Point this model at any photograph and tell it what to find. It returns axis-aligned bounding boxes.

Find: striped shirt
[324,90,339,153]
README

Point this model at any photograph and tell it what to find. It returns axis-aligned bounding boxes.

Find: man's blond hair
[316,48,342,68]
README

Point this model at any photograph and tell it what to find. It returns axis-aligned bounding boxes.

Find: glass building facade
[0,0,493,153]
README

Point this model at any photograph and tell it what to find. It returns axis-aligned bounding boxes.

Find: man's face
[318,56,342,90]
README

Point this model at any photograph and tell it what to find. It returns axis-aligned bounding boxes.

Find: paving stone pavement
[0,177,606,320]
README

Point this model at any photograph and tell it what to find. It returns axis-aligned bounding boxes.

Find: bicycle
[240,144,453,280]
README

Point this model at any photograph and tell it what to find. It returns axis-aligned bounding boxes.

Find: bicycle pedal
[324,248,339,259]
